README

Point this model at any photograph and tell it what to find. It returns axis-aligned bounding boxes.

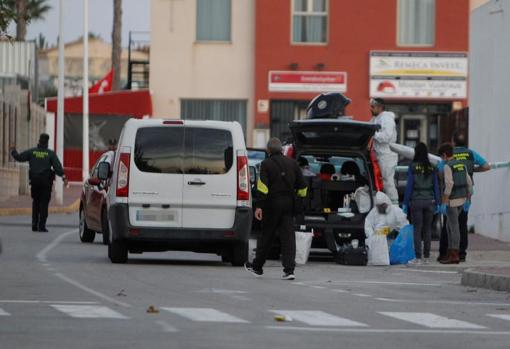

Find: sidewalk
[426,234,510,292]
[0,184,81,216]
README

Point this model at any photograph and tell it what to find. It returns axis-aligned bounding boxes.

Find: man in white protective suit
[370,98,399,204]
[365,192,409,239]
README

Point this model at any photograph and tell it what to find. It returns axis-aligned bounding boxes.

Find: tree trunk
[16,0,27,41]
[111,0,122,90]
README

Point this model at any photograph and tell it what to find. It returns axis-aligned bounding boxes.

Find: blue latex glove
[434,205,441,215]
[463,200,471,212]
[402,204,408,215]
[439,204,448,216]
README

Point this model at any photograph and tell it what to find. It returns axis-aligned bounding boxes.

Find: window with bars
[292,0,328,44]
[196,0,231,42]
[180,99,247,134]
[398,0,435,46]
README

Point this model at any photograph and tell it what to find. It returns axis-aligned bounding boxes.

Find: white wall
[469,0,510,241]
[149,0,255,144]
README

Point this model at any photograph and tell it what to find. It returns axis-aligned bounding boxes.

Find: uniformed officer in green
[10,133,68,232]
[437,143,473,264]
[402,143,441,264]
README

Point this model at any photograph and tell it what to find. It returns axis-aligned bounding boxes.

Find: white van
[98,119,252,265]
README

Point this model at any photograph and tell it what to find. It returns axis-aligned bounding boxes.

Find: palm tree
[6,0,52,41]
[111,0,122,90]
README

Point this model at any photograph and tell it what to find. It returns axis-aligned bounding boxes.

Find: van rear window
[184,128,233,175]
[135,127,184,174]
[134,127,233,175]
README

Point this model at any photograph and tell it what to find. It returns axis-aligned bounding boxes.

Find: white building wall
[469,0,510,241]
[149,0,255,145]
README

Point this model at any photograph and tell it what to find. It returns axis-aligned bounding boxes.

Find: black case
[335,246,368,266]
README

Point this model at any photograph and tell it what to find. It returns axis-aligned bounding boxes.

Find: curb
[461,268,510,292]
[0,199,80,217]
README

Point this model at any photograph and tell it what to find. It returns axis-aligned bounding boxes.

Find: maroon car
[79,151,115,245]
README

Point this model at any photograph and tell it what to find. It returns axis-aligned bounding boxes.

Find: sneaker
[244,262,263,277]
[282,273,295,280]
[408,259,422,265]
[459,256,466,263]
[423,258,431,265]
[32,226,38,232]
[38,227,49,233]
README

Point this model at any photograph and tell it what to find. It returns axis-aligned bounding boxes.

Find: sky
[7,0,150,47]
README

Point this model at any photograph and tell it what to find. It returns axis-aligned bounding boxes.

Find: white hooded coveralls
[365,192,409,238]
[372,110,399,204]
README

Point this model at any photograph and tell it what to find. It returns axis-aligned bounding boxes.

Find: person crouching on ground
[365,192,409,240]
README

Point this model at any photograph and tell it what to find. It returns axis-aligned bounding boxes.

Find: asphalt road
[1,213,510,349]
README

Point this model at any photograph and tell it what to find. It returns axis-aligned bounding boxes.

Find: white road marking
[270,310,367,327]
[0,308,10,316]
[267,326,510,336]
[54,273,131,308]
[376,298,510,307]
[35,228,132,308]
[51,305,129,319]
[398,269,459,274]
[331,289,349,294]
[352,293,372,297]
[197,289,248,294]
[310,286,326,289]
[155,320,179,333]
[162,307,249,323]
[379,312,485,329]
[332,280,443,287]
[0,300,99,304]
[36,229,77,263]
[487,314,510,321]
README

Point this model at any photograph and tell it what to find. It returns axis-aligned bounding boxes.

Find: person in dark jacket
[402,143,441,264]
[244,138,307,280]
[10,133,68,232]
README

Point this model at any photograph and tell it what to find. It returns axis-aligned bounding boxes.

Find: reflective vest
[453,147,475,176]
[411,163,435,201]
[446,159,468,200]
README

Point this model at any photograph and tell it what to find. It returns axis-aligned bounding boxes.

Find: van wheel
[109,239,128,264]
[79,208,95,243]
[101,208,109,246]
[231,242,248,266]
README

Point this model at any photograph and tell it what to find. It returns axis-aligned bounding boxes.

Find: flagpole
[56,0,64,205]
[82,0,89,182]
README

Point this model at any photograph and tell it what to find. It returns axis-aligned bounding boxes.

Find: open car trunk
[290,119,379,252]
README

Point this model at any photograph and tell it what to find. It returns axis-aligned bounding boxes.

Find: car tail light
[369,147,384,192]
[237,150,250,205]
[116,151,131,197]
[283,144,295,159]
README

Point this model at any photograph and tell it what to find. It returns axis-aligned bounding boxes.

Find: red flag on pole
[89,69,114,94]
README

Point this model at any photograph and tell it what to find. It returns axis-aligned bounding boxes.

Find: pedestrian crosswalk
[161,307,248,323]
[269,310,367,327]
[1,304,510,332]
[50,305,129,319]
[379,312,485,329]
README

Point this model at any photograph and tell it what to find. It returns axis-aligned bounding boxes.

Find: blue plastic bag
[389,224,416,265]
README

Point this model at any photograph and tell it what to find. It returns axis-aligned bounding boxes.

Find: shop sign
[369,51,468,99]
[268,71,347,93]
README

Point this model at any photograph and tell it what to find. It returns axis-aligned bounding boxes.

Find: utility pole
[82,0,89,182]
[56,0,65,205]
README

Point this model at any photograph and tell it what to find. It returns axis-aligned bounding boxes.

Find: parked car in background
[99,119,252,265]
[79,150,116,245]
